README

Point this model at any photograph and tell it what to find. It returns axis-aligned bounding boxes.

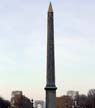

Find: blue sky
[0,0,95,100]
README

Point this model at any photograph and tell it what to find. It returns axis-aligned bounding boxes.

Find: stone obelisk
[45,3,57,108]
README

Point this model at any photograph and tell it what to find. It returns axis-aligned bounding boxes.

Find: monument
[45,2,57,108]
[35,100,45,108]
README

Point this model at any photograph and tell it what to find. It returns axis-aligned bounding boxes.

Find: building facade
[56,96,73,108]
[11,91,33,108]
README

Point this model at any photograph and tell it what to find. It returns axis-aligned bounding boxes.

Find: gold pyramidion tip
[48,2,53,12]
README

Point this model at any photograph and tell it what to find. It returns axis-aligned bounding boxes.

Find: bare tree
[0,97,10,108]
[88,89,95,108]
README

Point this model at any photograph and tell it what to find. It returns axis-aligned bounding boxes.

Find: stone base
[45,90,56,108]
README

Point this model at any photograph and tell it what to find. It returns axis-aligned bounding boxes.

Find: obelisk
[45,2,57,108]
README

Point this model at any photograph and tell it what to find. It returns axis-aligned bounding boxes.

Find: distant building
[67,91,79,100]
[11,91,33,108]
[11,91,23,98]
[56,95,73,108]
[67,91,81,108]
